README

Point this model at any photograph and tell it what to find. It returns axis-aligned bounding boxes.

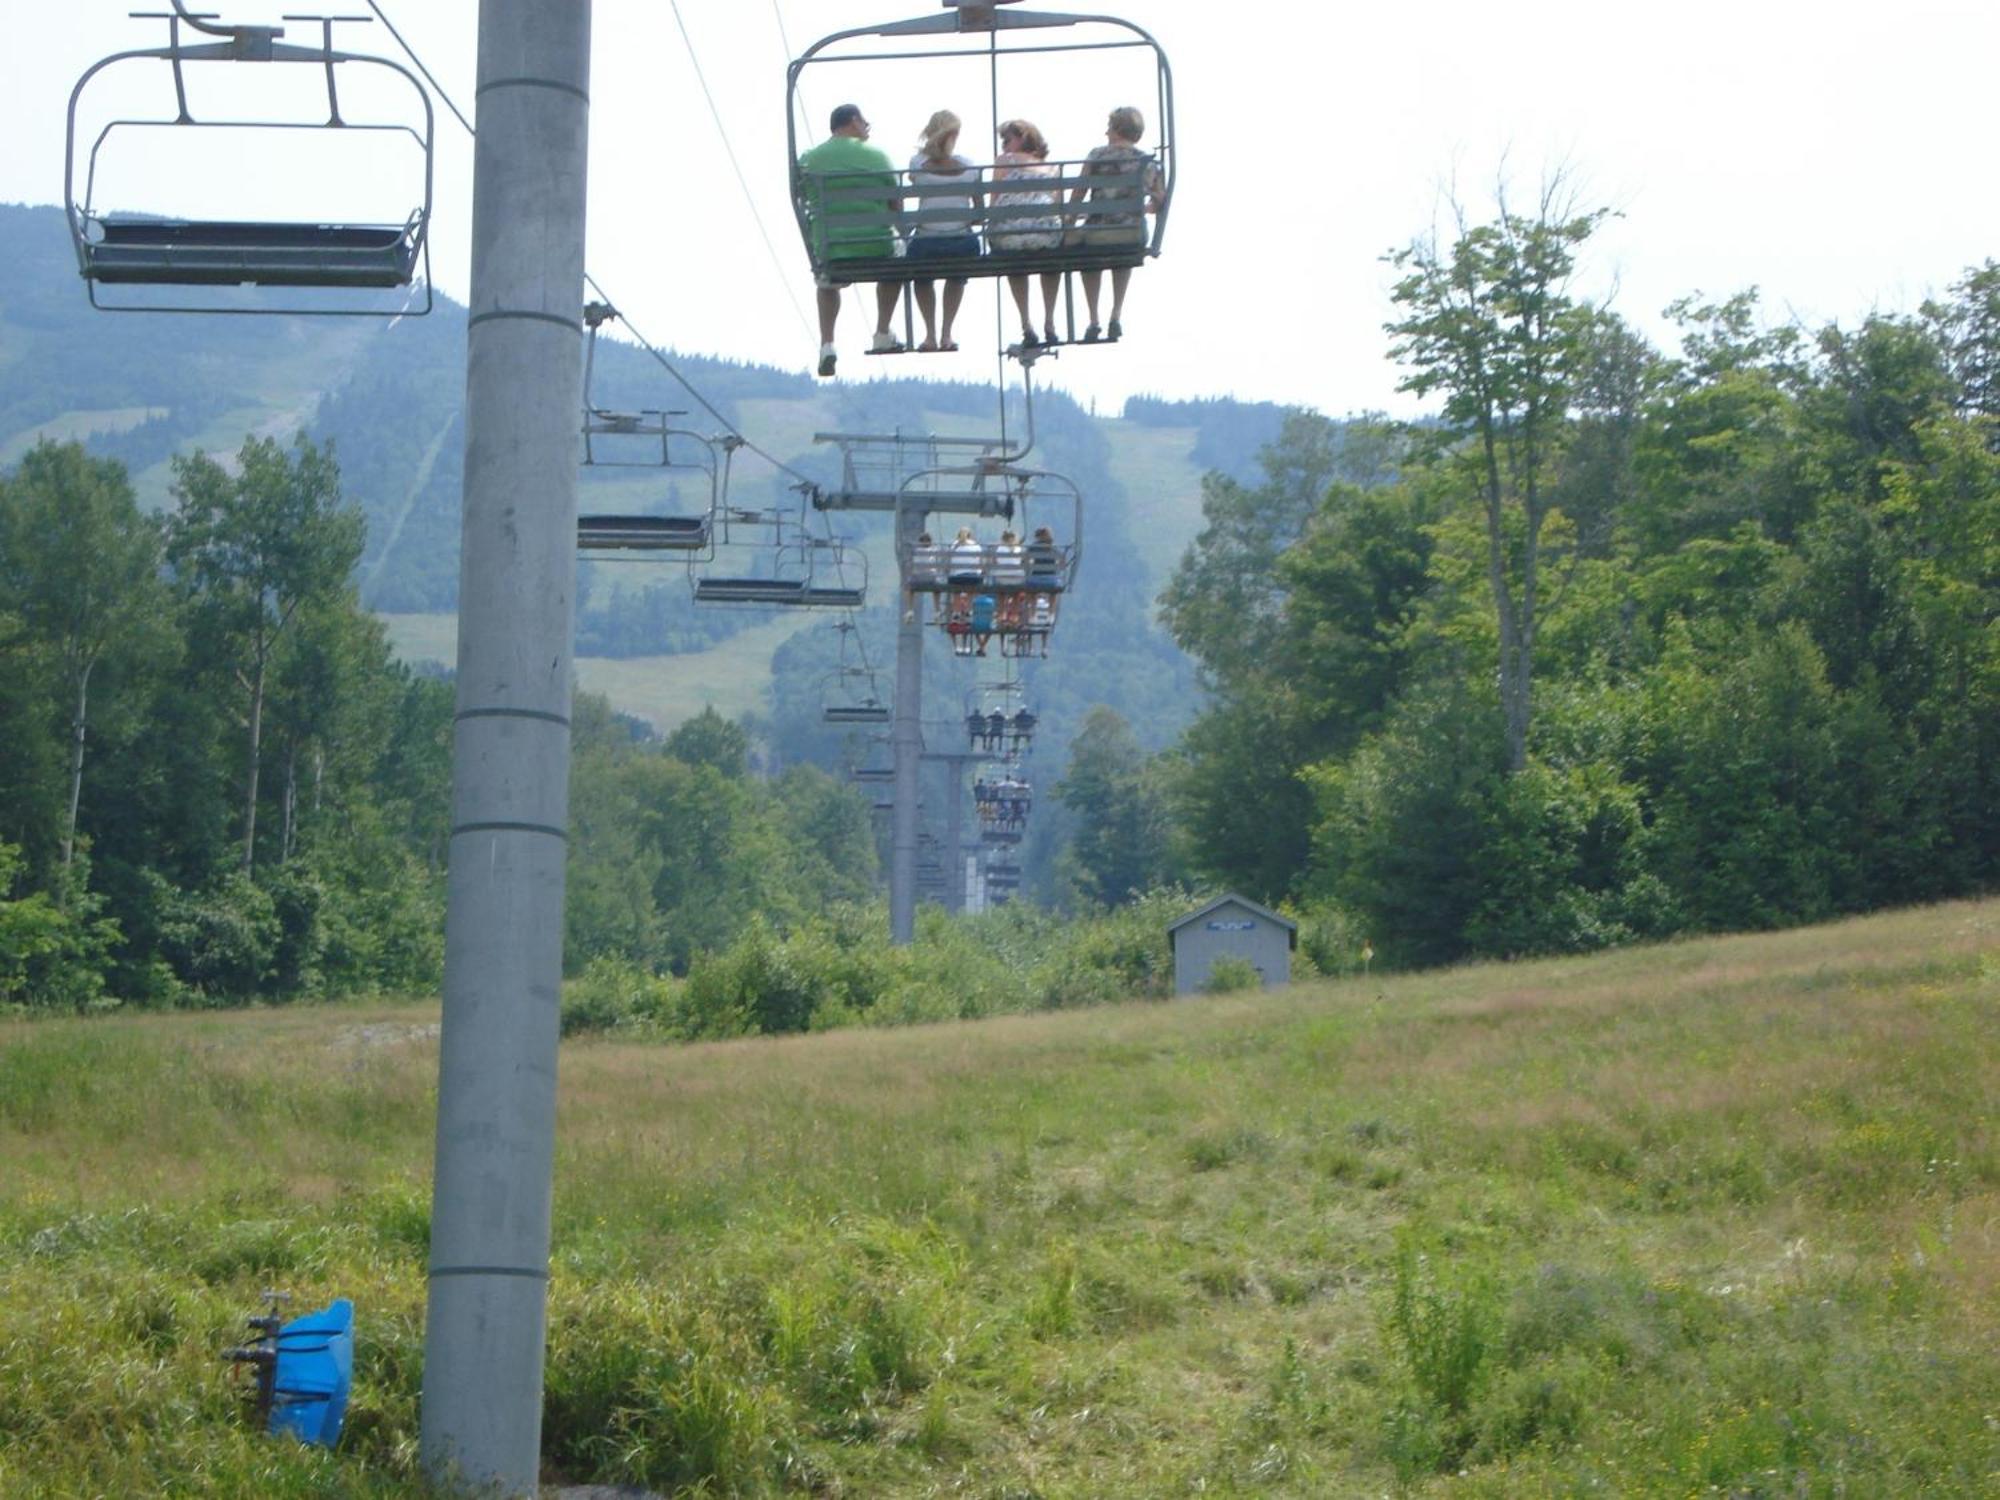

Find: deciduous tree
[1386,182,1611,770]
[166,436,363,874]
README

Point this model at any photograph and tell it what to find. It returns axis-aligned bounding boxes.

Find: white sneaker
[816,344,837,378]
[870,330,906,354]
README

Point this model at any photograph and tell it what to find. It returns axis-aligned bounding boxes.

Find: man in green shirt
[798,103,906,377]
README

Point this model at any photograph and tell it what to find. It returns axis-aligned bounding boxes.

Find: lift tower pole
[420,3,590,1493]
[890,507,925,943]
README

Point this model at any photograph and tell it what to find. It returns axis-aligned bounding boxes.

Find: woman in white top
[905,110,981,351]
[992,119,1063,347]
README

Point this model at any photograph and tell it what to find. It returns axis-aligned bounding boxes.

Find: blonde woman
[1068,105,1165,341]
[992,118,1062,346]
[906,109,981,351]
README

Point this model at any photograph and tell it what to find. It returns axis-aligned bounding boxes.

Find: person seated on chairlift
[1028,592,1055,656]
[1026,525,1063,589]
[906,109,981,352]
[948,526,985,584]
[1011,708,1036,747]
[970,592,998,656]
[1067,105,1167,343]
[985,709,1007,750]
[988,530,1024,629]
[800,103,905,377]
[992,120,1063,346]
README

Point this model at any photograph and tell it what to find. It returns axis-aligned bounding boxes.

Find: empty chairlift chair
[66,3,436,314]
[822,667,891,724]
[693,533,868,609]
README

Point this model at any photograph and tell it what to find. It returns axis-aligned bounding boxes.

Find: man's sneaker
[816,344,837,378]
[870,330,906,354]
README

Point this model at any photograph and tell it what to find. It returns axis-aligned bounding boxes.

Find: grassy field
[2,901,1996,1496]
[378,612,816,735]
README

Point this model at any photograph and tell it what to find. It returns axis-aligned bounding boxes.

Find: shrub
[0,845,122,1014]
[152,872,280,1003]
[1203,955,1263,994]
[561,955,675,1037]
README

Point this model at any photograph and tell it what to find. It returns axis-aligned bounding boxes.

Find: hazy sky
[11,0,1998,421]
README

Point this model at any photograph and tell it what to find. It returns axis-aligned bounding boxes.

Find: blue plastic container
[268,1298,354,1447]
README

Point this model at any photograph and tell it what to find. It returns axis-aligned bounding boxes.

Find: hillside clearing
[1,900,1995,1496]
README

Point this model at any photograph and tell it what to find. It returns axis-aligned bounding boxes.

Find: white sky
[8,1,1998,419]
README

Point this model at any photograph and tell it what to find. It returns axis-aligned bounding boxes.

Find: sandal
[941,339,959,351]
[917,338,938,353]
[1021,330,1040,347]
[1107,319,1123,341]
[1043,326,1059,345]
[1082,324,1101,343]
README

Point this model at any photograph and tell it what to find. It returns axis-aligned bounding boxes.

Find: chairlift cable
[363,1,473,137]
[666,0,815,342]
[769,0,870,336]
[364,0,823,492]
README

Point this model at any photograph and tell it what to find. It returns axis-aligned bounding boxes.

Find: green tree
[1054,707,1173,906]
[0,442,170,873]
[266,597,398,864]
[665,707,752,777]
[165,436,365,874]
[1385,184,1612,769]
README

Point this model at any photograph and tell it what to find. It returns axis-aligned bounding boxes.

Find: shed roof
[1168,892,1298,940]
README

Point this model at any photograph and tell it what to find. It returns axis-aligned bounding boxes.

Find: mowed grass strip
[2,901,1996,1496]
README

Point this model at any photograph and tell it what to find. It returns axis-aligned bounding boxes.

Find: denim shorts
[906,233,982,262]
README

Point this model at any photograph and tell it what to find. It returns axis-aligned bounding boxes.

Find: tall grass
[0,899,1995,1494]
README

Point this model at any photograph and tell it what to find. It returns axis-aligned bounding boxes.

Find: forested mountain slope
[0,200,1282,772]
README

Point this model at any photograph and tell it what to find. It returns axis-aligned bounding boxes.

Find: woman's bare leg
[941,279,967,345]
[1109,266,1135,325]
[1008,274,1034,340]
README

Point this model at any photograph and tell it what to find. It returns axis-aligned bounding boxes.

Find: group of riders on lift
[799,101,1166,375]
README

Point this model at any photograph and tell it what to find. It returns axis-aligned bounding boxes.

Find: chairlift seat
[852,768,894,783]
[801,165,1157,289]
[695,578,809,604]
[801,585,866,608]
[577,514,710,551]
[694,578,866,608]
[825,704,892,724]
[81,214,422,288]
[907,543,1072,593]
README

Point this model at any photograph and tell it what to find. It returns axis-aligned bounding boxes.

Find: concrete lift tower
[419,1,591,1493]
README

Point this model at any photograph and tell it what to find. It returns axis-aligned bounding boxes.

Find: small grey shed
[1168,893,1297,995]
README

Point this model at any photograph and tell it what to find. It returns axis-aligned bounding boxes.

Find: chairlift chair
[787,1,1175,342]
[811,432,1021,517]
[693,530,868,609]
[66,3,436,314]
[576,427,736,557]
[822,667,891,724]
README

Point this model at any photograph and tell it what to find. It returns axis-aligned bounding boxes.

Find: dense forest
[1075,198,1998,968]
[2,195,1993,1016]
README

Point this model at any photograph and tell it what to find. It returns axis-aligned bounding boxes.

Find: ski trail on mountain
[363,407,458,601]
